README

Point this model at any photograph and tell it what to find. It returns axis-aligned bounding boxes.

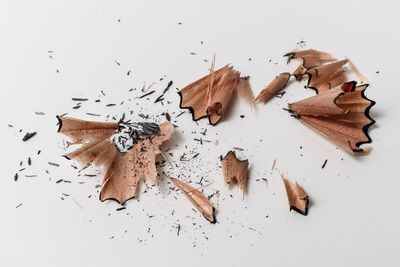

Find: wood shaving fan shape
[57,116,173,204]
[289,81,375,154]
[179,57,253,125]
[281,49,376,154]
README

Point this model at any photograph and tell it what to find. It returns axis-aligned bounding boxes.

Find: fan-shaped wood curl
[288,82,375,154]
[57,116,173,204]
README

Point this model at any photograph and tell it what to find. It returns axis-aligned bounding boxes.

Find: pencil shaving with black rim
[178,54,253,125]
[57,116,173,204]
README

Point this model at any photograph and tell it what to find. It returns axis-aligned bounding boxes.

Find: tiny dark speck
[48,162,60,167]
[321,159,328,169]
[139,90,155,99]
[275,91,286,98]
[240,115,245,118]
[22,132,36,141]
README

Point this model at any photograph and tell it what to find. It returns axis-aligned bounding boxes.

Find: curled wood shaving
[348,59,369,85]
[221,151,249,196]
[281,174,309,216]
[285,49,337,69]
[179,55,253,125]
[255,73,291,103]
[170,177,216,223]
[288,81,375,154]
[306,59,349,93]
[57,116,174,204]
[292,65,306,81]
[236,76,254,107]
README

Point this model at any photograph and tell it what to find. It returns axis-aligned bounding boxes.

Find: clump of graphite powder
[112,119,160,154]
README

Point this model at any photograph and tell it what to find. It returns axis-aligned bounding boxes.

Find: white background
[0,1,399,266]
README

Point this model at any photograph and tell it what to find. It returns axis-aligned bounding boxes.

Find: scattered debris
[10,46,378,244]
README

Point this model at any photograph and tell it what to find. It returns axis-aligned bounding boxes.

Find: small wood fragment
[281,174,309,215]
[170,177,215,223]
[255,73,291,104]
[271,158,276,171]
[221,151,249,196]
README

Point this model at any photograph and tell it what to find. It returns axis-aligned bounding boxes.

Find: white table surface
[1,1,399,266]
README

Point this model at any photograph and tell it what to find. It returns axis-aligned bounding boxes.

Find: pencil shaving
[288,81,375,154]
[281,174,309,216]
[57,116,173,204]
[221,151,249,196]
[255,73,291,103]
[179,55,253,125]
[169,177,216,223]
